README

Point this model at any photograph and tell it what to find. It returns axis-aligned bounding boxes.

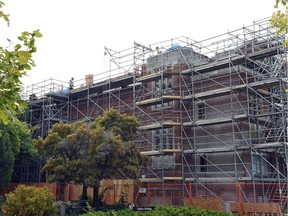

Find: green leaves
[87,109,144,185]
[42,158,72,184]
[271,0,288,46]
[17,51,31,60]
[0,110,8,124]
[93,109,140,141]
[34,109,146,207]
[0,119,32,193]
[34,120,92,186]
[81,206,234,216]
[275,0,288,8]
[2,185,56,216]
[33,30,43,38]
[0,3,42,124]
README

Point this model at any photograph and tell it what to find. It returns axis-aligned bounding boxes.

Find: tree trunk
[92,186,100,209]
[80,184,88,200]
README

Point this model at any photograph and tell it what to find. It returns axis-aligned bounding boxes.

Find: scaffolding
[22,78,70,138]
[21,17,288,208]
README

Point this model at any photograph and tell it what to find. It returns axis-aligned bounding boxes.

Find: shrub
[2,185,56,216]
[80,206,235,216]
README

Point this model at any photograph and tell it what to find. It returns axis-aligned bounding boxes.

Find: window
[154,101,173,110]
[200,154,208,172]
[152,155,175,170]
[154,77,173,96]
[153,130,161,151]
[152,128,175,170]
[252,153,265,176]
[152,128,174,151]
[153,77,173,110]
[163,127,173,149]
[198,103,206,119]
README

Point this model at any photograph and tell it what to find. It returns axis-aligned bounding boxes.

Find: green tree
[34,109,147,209]
[34,121,92,200]
[86,109,146,208]
[0,119,32,193]
[0,1,42,124]
[2,185,56,216]
[271,0,288,45]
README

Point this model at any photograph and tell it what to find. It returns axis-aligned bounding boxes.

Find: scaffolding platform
[163,177,183,181]
[139,178,162,182]
[136,95,181,106]
[138,121,181,131]
[184,84,247,100]
[141,149,181,156]
[183,114,248,127]
[183,142,284,154]
[182,47,283,75]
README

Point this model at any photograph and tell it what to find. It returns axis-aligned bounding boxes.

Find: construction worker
[156,47,161,54]
[69,77,74,90]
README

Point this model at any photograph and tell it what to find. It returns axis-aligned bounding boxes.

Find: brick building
[19,18,288,208]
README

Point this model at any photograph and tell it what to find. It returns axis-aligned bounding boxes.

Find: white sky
[3,0,276,87]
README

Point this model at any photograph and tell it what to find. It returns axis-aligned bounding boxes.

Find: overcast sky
[3,0,276,87]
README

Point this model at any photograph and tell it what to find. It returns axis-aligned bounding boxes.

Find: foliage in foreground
[80,206,234,216]
[34,109,146,208]
[0,119,34,193]
[0,1,42,124]
[2,185,56,216]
